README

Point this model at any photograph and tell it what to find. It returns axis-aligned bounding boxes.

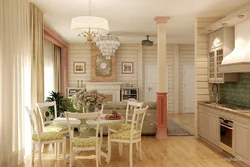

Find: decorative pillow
[143,101,157,109]
[104,101,127,109]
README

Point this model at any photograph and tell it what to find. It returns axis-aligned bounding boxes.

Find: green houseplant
[46,91,67,118]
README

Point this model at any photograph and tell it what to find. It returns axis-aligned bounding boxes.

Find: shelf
[120,88,138,101]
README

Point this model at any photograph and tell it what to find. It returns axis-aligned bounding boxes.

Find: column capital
[154,16,170,24]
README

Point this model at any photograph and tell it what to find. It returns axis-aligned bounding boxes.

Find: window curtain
[44,39,55,99]
[0,0,31,166]
[54,45,61,92]
[30,3,44,109]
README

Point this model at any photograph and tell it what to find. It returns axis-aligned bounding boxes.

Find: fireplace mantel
[84,82,122,101]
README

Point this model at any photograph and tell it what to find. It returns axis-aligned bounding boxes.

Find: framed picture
[122,62,133,74]
[74,62,86,74]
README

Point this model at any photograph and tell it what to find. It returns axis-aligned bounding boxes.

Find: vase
[88,104,96,112]
[82,104,96,113]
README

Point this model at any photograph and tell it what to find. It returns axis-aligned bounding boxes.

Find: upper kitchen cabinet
[208,27,238,83]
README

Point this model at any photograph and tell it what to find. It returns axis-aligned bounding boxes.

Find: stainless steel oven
[219,117,233,154]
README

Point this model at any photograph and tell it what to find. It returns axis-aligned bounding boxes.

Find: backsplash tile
[220,73,250,107]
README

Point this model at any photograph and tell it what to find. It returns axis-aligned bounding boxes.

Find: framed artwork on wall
[122,62,133,74]
[73,62,86,74]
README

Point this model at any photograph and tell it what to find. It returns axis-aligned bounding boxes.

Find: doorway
[144,65,168,101]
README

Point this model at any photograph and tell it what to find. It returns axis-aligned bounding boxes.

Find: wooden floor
[168,113,195,135]
[18,113,245,167]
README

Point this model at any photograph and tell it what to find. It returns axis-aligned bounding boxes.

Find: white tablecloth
[53,114,124,127]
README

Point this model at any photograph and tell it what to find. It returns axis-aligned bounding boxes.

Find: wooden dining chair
[25,107,66,167]
[36,102,68,133]
[65,111,102,167]
[107,106,148,167]
[108,100,144,133]
[108,101,144,154]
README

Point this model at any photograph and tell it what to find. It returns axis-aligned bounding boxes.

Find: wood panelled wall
[68,44,90,87]
[142,45,175,113]
[116,44,139,86]
[68,43,194,113]
[179,44,195,112]
[195,17,221,136]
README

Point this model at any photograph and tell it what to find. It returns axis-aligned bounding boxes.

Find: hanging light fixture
[71,0,109,43]
[96,35,121,59]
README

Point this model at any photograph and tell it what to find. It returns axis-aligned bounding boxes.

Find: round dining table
[52,114,124,163]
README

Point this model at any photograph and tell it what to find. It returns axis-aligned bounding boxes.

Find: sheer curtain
[0,0,31,166]
[54,45,61,92]
[44,39,55,99]
[44,40,61,99]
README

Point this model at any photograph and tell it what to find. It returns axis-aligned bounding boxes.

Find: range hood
[219,19,250,73]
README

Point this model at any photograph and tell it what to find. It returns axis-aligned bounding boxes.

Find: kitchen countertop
[198,102,250,119]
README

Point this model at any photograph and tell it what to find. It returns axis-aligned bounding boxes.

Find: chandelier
[71,0,109,43]
[96,35,121,59]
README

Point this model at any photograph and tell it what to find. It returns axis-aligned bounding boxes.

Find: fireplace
[84,82,122,101]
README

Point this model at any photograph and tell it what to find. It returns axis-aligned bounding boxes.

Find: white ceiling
[29,0,250,44]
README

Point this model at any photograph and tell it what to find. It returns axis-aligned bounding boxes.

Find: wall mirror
[95,55,111,76]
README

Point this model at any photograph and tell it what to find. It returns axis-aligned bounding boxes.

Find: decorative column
[155,16,169,139]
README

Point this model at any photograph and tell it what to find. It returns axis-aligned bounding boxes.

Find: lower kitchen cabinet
[208,114,219,145]
[198,109,219,145]
[199,111,209,138]
[234,121,250,164]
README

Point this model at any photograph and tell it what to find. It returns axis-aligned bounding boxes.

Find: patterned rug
[167,120,193,136]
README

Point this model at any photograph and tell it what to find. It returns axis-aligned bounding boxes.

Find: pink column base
[156,92,168,139]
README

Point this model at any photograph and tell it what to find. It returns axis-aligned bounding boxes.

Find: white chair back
[125,101,144,124]
[65,111,101,140]
[36,101,57,129]
[25,107,43,142]
[130,106,148,137]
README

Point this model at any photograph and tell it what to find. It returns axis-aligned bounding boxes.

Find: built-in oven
[219,117,233,154]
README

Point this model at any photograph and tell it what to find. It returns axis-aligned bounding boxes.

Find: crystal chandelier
[96,35,121,59]
[71,0,109,43]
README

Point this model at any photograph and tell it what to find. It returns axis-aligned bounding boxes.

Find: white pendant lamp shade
[71,16,109,42]
[96,35,120,59]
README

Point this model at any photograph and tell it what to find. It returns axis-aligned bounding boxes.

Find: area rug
[167,120,193,136]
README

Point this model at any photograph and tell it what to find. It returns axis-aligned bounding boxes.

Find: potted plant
[46,91,67,118]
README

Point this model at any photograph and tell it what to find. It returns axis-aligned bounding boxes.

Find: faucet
[212,83,220,104]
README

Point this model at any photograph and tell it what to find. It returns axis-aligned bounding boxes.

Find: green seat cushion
[44,124,68,132]
[72,137,99,147]
[32,132,64,141]
[110,130,141,140]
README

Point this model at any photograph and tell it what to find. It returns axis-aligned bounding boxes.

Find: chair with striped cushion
[108,100,144,133]
[25,107,66,166]
[65,111,102,167]
[108,101,143,154]
[107,106,148,167]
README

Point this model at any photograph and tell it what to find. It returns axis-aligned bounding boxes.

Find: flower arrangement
[71,89,106,112]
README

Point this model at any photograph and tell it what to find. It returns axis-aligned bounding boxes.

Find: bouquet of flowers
[71,89,106,112]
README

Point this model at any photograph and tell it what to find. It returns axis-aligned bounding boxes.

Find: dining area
[25,99,148,167]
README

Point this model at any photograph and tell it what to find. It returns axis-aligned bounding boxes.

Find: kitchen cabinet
[198,107,219,145]
[120,87,138,101]
[208,114,219,145]
[199,110,209,138]
[234,121,250,164]
[208,27,238,83]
